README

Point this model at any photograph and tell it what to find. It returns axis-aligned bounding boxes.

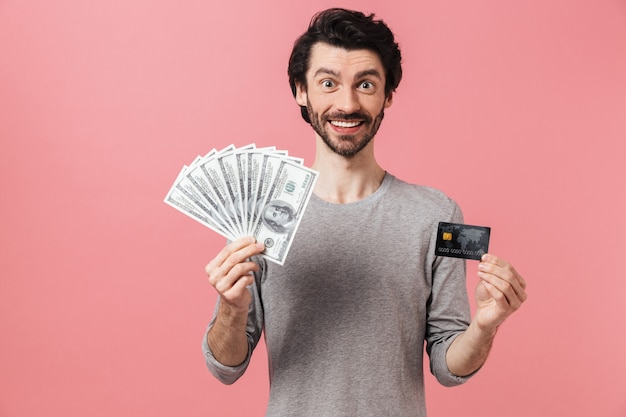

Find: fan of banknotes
[164,144,318,265]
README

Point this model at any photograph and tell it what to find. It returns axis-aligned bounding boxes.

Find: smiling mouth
[329,120,363,128]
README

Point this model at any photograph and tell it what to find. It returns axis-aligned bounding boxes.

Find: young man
[203,8,527,417]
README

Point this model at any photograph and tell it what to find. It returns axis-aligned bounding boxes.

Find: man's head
[288,8,403,124]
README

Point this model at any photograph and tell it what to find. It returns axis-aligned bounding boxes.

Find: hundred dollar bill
[186,155,241,238]
[219,143,256,235]
[164,143,318,264]
[163,165,233,239]
[235,150,250,234]
[215,151,244,236]
[251,159,318,265]
[249,152,284,234]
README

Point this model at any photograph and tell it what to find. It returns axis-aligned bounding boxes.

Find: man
[203,8,527,417]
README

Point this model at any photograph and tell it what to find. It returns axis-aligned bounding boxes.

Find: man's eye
[360,81,374,90]
[321,80,335,88]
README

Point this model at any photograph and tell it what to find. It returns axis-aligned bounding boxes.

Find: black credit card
[435,222,491,260]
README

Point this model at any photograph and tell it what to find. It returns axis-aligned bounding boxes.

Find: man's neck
[311,140,386,204]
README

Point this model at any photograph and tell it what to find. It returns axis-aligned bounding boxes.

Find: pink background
[1,0,625,416]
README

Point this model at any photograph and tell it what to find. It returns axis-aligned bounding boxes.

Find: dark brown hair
[288,8,403,123]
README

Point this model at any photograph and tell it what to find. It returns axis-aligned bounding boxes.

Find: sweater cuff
[202,325,251,385]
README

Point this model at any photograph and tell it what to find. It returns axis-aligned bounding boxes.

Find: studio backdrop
[1,0,625,416]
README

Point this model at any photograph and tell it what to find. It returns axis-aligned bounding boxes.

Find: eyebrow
[355,69,383,80]
[313,67,383,81]
[313,68,340,78]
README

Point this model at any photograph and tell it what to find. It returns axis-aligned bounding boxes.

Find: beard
[306,98,385,158]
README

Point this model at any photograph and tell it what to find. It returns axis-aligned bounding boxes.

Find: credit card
[435,222,491,260]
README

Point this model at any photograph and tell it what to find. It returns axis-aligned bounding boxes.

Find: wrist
[218,299,250,325]
[471,320,499,342]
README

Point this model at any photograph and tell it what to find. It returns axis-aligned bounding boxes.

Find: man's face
[295,42,393,158]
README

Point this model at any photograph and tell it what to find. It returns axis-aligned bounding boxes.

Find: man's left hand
[474,254,528,332]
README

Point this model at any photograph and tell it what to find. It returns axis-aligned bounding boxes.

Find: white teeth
[330,120,361,128]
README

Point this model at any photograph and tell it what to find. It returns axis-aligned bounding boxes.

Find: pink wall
[1,0,625,416]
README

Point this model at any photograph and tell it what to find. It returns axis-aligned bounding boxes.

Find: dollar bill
[163,165,233,239]
[251,159,317,265]
[164,143,318,264]
[186,159,240,237]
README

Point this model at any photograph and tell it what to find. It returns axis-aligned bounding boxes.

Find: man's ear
[384,92,394,109]
[295,82,307,107]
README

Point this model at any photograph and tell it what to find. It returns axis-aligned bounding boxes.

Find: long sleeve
[425,203,475,386]
[202,260,265,384]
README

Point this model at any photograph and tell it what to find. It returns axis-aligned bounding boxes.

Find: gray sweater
[203,173,473,416]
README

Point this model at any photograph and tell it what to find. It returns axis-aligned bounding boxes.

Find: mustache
[323,112,372,123]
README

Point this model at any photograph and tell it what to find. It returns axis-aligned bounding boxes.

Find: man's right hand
[205,236,265,311]
[205,237,265,366]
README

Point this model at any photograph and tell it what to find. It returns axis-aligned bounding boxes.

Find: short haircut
[288,8,403,123]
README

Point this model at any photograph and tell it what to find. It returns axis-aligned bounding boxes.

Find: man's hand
[447,254,527,377]
[206,236,265,311]
[205,237,265,366]
[474,254,527,333]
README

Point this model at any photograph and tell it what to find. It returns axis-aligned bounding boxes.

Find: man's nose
[336,88,360,113]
